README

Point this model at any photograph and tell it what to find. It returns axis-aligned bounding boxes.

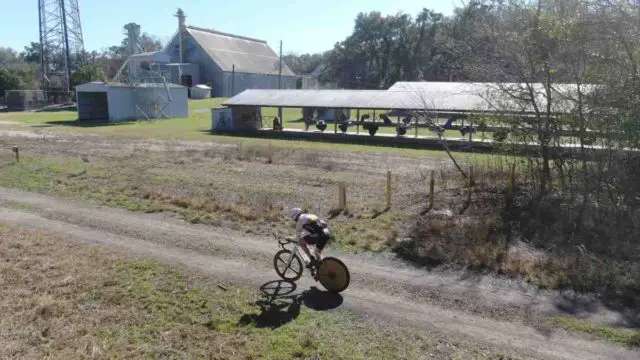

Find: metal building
[191,84,212,99]
[75,82,188,122]
[164,10,296,98]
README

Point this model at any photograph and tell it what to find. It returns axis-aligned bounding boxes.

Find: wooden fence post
[506,163,516,208]
[429,170,435,209]
[467,166,474,203]
[386,171,392,209]
[12,146,19,162]
[338,182,347,211]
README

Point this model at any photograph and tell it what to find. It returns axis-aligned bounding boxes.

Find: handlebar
[278,237,298,245]
[276,235,299,250]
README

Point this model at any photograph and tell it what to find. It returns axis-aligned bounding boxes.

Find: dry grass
[3,130,638,309]
[0,136,428,249]
[393,158,640,312]
[0,224,506,359]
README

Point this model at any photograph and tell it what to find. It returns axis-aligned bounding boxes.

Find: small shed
[76,82,189,122]
[212,106,262,131]
[191,84,212,99]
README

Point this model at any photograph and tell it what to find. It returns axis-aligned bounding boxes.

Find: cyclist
[287,207,331,266]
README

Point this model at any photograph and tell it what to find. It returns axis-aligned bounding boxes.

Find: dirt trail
[0,187,637,359]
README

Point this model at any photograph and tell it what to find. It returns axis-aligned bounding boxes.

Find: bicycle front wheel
[316,257,350,293]
[273,249,304,281]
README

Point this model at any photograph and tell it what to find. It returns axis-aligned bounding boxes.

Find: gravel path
[0,187,637,360]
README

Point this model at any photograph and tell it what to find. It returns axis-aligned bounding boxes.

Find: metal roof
[76,82,186,91]
[388,81,596,99]
[222,88,580,114]
[185,26,296,76]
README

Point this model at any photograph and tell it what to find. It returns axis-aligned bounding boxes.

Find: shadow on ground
[553,291,640,328]
[46,119,140,128]
[238,280,343,329]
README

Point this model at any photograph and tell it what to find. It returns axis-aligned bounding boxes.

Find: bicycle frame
[279,237,309,270]
[274,235,351,293]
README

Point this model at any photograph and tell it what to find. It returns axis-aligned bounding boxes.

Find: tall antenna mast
[38,0,86,92]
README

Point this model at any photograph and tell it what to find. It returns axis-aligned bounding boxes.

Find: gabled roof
[76,81,186,92]
[127,51,171,63]
[183,26,295,76]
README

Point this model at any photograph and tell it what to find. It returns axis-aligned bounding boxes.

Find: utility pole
[278,40,282,89]
[232,64,235,97]
[278,40,283,128]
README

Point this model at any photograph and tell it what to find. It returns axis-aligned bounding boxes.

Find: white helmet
[288,207,302,221]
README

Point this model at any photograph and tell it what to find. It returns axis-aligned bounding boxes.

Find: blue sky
[0,0,456,55]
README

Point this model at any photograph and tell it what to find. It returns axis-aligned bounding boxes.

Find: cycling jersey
[295,213,331,251]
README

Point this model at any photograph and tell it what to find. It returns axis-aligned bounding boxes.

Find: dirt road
[0,187,636,359]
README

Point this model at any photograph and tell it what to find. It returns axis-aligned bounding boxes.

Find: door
[181,75,193,98]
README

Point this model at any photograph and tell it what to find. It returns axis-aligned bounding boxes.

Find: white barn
[75,82,189,122]
[164,10,297,97]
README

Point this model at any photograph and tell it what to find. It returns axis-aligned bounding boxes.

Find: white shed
[76,82,189,122]
[191,84,212,99]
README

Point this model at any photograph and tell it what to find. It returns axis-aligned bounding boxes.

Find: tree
[324,9,447,89]
[0,66,24,96]
[283,52,326,75]
[108,24,163,58]
[71,63,105,87]
[19,42,41,63]
[0,47,20,65]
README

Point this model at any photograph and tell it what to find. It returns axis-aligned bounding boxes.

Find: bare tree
[410,91,469,179]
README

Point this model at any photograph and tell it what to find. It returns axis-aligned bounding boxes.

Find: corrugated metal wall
[167,32,223,92]
[107,87,136,121]
[220,72,296,97]
[106,86,189,122]
[165,30,297,98]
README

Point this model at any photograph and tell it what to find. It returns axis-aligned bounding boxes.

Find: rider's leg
[314,232,330,260]
[299,238,314,264]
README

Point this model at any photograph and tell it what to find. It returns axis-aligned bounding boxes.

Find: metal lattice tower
[38,0,85,92]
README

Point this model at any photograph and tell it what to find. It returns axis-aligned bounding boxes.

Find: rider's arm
[295,215,306,241]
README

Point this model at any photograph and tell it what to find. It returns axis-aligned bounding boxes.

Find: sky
[0,0,457,55]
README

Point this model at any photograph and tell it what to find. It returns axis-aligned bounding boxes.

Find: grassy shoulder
[0,224,514,359]
[550,317,640,348]
[0,149,417,256]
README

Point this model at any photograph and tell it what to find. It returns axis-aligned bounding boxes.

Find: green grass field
[3,98,570,146]
[1,100,463,158]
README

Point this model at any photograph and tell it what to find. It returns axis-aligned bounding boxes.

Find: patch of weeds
[110,261,448,359]
[106,196,150,212]
[551,317,640,348]
[332,211,405,253]
[0,156,85,192]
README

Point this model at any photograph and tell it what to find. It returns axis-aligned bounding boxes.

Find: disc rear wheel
[273,249,304,281]
[316,257,350,293]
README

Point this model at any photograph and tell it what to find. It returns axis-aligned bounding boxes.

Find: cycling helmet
[288,207,302,221]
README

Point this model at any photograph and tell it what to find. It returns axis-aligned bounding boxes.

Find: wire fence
[2,90,74,111]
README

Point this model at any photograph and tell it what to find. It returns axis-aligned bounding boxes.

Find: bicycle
[273,234,350,293]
